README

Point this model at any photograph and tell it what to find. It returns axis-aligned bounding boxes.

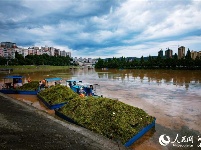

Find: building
[49,47,55,56]
[1,42,17,48]
[88,58,92,63]
[54,49,60,56]
[22,49,29,58]
[60,50,67,57]
[191,50,201,59]
[66,52,71,57]
[78,57,83,62]
[74,57,78,61]
[165,48,173,58]
[28,48,34,55]
[158,49,163,57]
[178,46,185,59]
[0,47,3,57]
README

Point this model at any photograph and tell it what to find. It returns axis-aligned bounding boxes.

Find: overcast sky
[1,0,201,58]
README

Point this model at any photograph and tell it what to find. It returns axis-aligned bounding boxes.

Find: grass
[0,65,78,73]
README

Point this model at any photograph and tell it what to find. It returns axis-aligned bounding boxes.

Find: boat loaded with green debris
[37,84,78,109]
[37,84,156,147]
[0,75,39,95]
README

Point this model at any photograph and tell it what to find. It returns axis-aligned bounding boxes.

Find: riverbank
[0,92,128,150]
[0,65,80,74]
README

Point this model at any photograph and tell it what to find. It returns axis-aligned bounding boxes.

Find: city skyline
[0,0,201,58]
[1,41,201,60]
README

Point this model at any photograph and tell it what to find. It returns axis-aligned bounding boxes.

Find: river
[0,68,201,150]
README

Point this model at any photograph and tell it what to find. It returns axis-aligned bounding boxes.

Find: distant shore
[0,65,79,73]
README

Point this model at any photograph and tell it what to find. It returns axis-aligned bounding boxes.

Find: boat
[37,77,68,109]
[37,94,67,110]
[0,75,39,95]
[55,109,156,147]
[66,80,82,93]
[66,80,99,96]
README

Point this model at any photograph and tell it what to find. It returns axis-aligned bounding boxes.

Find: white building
[49,47,55,56]
[66,52,71,57]
[22,49,29,57]
[60,50,66,57]
[88,58,92,63]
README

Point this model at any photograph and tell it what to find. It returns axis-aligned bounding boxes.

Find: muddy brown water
[0,68,201,150]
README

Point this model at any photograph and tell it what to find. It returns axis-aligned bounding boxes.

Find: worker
[80,93,85,98]
[28,77,31,83]
[79,87,85,98]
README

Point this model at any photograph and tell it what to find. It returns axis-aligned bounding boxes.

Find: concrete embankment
[0,93,128,150]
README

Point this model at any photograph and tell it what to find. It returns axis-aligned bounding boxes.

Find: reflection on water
[1,68,201,150]
[96,69,201,90]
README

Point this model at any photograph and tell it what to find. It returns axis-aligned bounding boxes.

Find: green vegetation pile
[38,85,79,105]
[38,85,155,143]
[60,97,155,144]
[16,81,39,91]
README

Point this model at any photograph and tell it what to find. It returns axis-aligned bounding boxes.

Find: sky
[0,0,201,58]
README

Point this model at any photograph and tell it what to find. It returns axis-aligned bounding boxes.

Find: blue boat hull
[17,90,38,95]
[0,89,17,94]
[37,95,67,110]
[124,119,156,147]
[55,110,83,127]
[0,89,39,95]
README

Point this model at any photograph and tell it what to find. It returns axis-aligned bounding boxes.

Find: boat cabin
[40,77,62,89]
[2,75,23,89]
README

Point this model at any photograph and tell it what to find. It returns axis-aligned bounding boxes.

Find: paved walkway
[0,93,128,150]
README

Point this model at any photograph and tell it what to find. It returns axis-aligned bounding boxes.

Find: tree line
[95,49,201,70]
[0,52,72,66]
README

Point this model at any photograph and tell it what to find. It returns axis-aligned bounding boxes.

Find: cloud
[0,0,201,58]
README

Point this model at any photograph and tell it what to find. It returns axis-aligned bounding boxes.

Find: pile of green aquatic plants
[60,96,155,144]
[38,84,79,105]
[38,85,155,144]
[16,81,39,90]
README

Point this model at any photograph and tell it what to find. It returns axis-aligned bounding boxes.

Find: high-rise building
[158,49,163,57]
[54,49,60,56]
[178,46,185,59]
[165,48,173,58]
[60,50,66,57]
[191,50,201,59]
[66,52,71,57]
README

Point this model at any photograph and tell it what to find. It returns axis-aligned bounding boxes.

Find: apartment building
[0,47,3,57]
[165,48,173,58]
[158,49,163,57]
[191,50,201,59]
[178,46,185,59]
